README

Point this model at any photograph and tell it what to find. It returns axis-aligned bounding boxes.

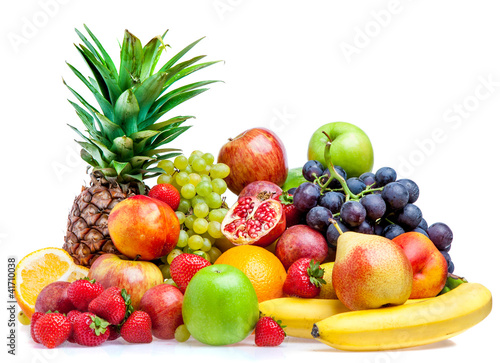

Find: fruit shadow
[311,339,456,354]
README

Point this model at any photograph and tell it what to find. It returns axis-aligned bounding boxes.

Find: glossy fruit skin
[35,281,76,315]
[67,278,104,312]
[73,312,110,346]
[238,180,283,200]
[275,225,329,271]
[66,310,82,343]
[170,253,211,293]
[33,312,71,349]
[254,317,286,347]
[108,195,180,261]
[217,128,288,195]
[282,167,308,192]
[283,258,324,298]
[392,232,448,298]
[148,183,181,210]
[182,264,259,346]
[121,311,153,344]
[30,312,44,343]
[88,254,163,310]
[307,122,374,178]
[140,284,184,340]
[88,286,128,325]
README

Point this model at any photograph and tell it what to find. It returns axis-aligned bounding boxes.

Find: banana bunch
[259,283,491,350]
[312,283,492,351]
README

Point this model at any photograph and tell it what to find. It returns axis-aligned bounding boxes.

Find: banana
[312,282,492,351]
[259,296,426,339]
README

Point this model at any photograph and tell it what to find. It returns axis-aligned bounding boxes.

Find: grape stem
[329,218,344,235]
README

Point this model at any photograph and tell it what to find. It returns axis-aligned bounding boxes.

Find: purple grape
[396,203,423,231]
[340,200,366,227]
[381,182,409,211]
[322,166,347,189]
[352,220,374,234]
[346,178,366,195]
[306,206,333,232]
[383,224,405,239]
[359,172,376,186]
[412,227,429,238]
[375,167,397,186]
[319,191,344,214]
[293,182,321,212]
[302,160,324,182]
[360,194,386,221]
[427,222,453,251]
[440,251,454,273]
[418,218,428,231]
[397,179,420,203]
[326,218,349,247]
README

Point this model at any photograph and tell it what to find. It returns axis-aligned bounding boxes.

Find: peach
[108,195,180,261]
[392,232,448,298]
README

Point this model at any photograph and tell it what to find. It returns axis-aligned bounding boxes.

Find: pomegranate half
[221,192,286,247]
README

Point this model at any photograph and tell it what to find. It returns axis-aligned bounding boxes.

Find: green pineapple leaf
[146,115,194,132]
[140,32,167,80]
[114,89,140,134]
[83,24,119,78]
[134,72,169,120]
[159,37,205,73]
[118,30,143,90]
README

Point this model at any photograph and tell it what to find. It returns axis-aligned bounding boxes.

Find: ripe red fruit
[148,183,181,210]
[170,253,211,293]
[283,258,326,298]
[88,286,133,325]
[30,312,44,343]
[33,312,71,349]
[67,278,104,312]
[73,312,110,346]
[279,193,303,228]
[121,311,153,344]
[255,316,286,347]
[66,310,82,343]
[107,325,121,341]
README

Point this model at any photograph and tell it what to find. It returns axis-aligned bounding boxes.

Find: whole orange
[214,245,286,303]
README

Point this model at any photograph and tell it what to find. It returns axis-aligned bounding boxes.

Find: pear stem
[329,218,344,235]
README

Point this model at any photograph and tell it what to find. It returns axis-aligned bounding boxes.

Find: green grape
[206,192,222,209]
[199,165,211,176]
[193,250,209,261]
[207,221,223,239]
[210,163,230,179]
[174,155,189,170]
[211,178,227,195]
[158,264,171,279]
[208,209,226,223]
[166,249,183,264]
[177,198,191,214]
[188,234,204,250]
[186,229,195,237]
[192,157,207,172]
[196,181,212,197]
[177,230,189,248]
[164,278,178,287]
[183,246,195,254]
[175,211,186,224]
[207,246,222,263]
[18,311,30,326]
[157,174,173,184]
[191,195,206,207]
[188,173,202,186]
[158,160,175,175]
[193,202,209,218]
[184,215,197,230]
[175,171,190,186]
[200,174,212,183]
[160,254,170,264]
[181,184,196,199]
[175,324,191,342]
[193,218,209,234]
[202,153,215,165]
[184,165,193,174]
[170,179,183,192]
[190,150,204,159]
[200,237,212,252]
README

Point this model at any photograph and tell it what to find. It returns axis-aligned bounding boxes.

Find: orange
[214,245,286,303]
[14,247,86,320]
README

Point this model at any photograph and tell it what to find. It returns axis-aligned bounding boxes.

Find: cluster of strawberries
[31,278,153,349]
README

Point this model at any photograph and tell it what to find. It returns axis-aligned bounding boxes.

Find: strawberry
[66,310,82,343]
[67,277,104,312]
[170,253,211,293]
[279,192,303,228]
[88,287,133,325]
[73,312,110,346]
[30,312,44,343]
[255,316,286,347]
[148,183,181,210]
[107,325,121,341]
[283,258,326,298]
[33,312,71,349]
[120,311,153,344]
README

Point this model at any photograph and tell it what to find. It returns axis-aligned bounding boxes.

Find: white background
[1,0,499,362]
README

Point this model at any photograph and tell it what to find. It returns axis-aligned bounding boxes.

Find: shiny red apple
[88,254,163,310]
[217,127,288,195]
[140,284,184,340]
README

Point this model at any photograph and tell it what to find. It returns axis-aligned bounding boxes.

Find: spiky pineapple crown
[65,25,220,193]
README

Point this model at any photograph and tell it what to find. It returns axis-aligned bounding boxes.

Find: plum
[35,281,75,314]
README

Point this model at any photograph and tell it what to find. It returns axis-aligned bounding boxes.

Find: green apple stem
[322,132,357,201]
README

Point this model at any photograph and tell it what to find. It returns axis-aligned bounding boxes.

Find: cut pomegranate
[221,192,286,247]
[238,181,283,200]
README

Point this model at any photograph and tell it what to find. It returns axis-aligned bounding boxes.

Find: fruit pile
[13,26,492,352]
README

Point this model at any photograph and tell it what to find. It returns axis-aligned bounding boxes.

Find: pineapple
[62,26,220,266]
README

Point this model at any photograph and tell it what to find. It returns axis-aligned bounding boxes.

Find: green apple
[182,264,259,346]
[307,122,374,178]
[281,167,308,192]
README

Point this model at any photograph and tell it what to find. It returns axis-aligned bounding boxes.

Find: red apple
[108,195,180,261]
[275,224,329,270]
[140,284,184,340]
[392,231,448,298]
[217,127,288,195]
[88,254,163,310]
